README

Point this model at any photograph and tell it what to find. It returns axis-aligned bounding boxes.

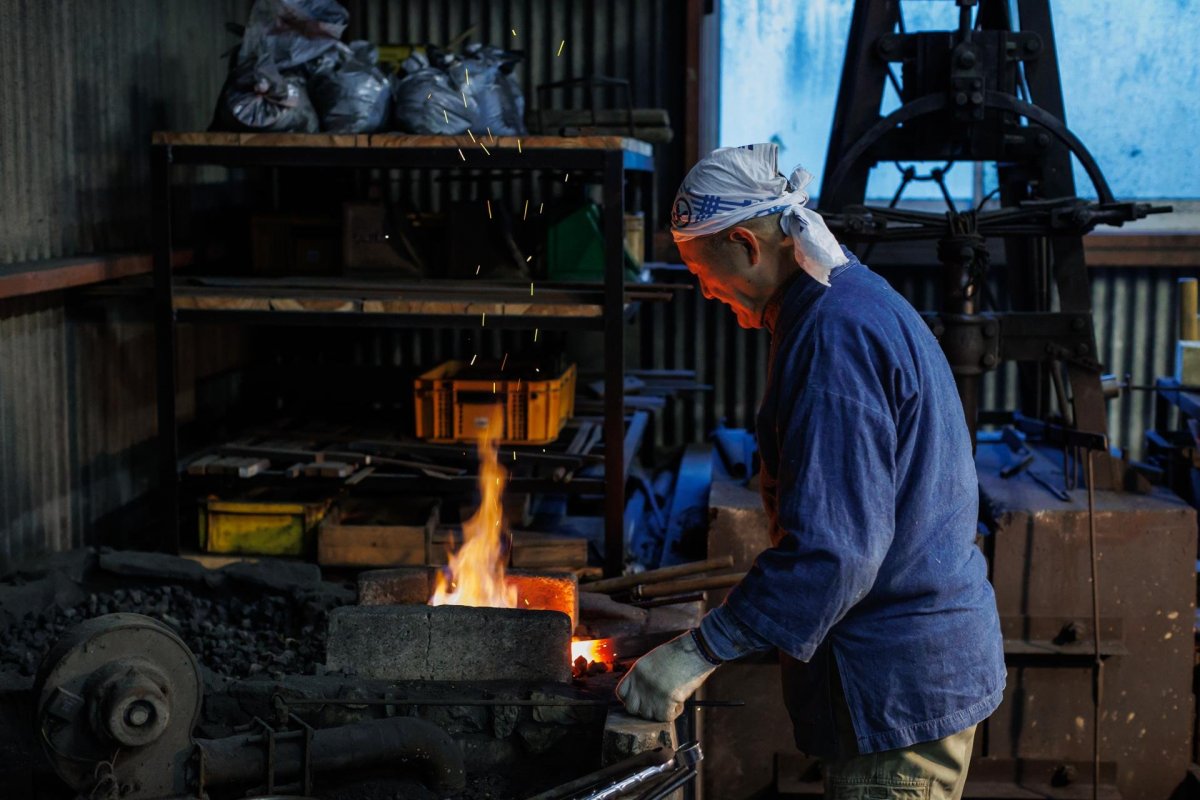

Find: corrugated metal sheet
[0,0,247,569]
[637,261,1199,463]
[341,0,688,220]
[0,0,245,264]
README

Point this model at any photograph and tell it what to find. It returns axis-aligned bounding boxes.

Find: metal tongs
[581,742,703,800]
[527,741,703,800]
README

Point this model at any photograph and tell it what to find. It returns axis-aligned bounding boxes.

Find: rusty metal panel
[977,442,1195,800]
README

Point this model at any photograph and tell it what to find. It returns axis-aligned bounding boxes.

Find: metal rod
[1086,449,1102,800]
[279,695,611,708]
[582,557,735,594]
[634,572,746,600]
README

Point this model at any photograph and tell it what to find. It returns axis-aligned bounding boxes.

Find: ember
[571,638,615,677]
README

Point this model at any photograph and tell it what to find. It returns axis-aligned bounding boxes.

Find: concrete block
[357,566,434,606]
[601,711,675,765]
[326,605,572,682]
[356,567,578,628]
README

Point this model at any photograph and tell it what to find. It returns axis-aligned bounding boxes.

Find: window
[719,0,1200,205]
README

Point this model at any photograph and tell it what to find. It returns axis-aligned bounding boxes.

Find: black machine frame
[816,0,1167,490]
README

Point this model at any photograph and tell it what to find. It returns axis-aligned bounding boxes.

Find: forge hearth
[356,566,579,627]
[326,604,573,682]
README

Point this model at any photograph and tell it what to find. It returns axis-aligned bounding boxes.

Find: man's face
[677,230,769,329]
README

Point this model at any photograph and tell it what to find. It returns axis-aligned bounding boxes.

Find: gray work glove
[615,630,720,721]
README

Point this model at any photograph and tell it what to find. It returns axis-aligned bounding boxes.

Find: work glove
[615,630,720,722]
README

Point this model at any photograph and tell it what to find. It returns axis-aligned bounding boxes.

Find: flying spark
[487,127,494,143]
[512,28,517,36]
[517,138,523,153]
[443,108,449,123]
[534,328,539,342]
[468,129,476,142]
[480,142,491,155]
[482,311,487,326]
[492,381,497,393]
[564,172,570,183]
[427,92,432,99]
[476,264,481,275]
[465,67,470,86]
[539,202,544,214]
[458,148,466,161]
[530,282,534,296]
[525,255,532,263]
[486,200,493,219]
[501,352,509,370]
[470,354,478,365]
[557,40,565,57]
[462,90,468,107]
[523,200,529,220]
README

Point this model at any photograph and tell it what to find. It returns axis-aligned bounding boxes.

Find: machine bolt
[932,323,946,338]
[971,91,984,105]
[1076,343,1090,356]
[957,50,977,68]
[1071,317,1086,331]
[972,78,982,89]
[981,354,998,368]
[126,701,153,727]
[1036,132,1051,148]
[955,92,969,106]
[1025,37,1041,53]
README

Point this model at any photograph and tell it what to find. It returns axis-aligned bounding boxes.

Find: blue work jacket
[711,250,1005,756]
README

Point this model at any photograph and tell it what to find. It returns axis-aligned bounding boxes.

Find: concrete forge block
[357,567,579,628]
[326,604,572,682]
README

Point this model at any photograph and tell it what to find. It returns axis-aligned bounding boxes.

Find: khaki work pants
[822,724,976,800]
[822,662,976,800]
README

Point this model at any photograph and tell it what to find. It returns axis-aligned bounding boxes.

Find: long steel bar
[602,150,627,577]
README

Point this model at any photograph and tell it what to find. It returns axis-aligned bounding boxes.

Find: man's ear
[727,226,762,267]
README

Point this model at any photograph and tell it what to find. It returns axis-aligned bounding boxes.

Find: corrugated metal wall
[637,260,1197,463]
[0,0,247,570]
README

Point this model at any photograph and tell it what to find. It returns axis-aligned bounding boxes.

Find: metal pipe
[196,716,465,795]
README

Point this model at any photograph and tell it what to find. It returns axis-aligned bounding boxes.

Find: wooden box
[318,497,439,568]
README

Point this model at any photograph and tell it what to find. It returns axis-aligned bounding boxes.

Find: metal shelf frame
[151,133,656,575]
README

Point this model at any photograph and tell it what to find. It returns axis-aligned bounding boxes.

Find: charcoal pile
[0,550,353,680]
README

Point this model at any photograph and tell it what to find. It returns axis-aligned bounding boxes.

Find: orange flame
[430,425,518,609]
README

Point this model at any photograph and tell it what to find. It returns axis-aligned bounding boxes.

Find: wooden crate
[318,497,440,568]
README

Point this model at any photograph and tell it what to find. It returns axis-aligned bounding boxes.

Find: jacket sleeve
[723,384,897,662]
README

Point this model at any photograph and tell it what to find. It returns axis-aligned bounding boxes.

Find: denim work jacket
[717,250,1006,756]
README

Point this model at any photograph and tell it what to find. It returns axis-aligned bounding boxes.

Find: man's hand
[615,630,720,721]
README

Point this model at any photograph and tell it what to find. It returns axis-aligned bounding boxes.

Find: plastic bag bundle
[239,0,349,71]
[309,41,393,133]
[215,56,319,133]
[391,47,527,136]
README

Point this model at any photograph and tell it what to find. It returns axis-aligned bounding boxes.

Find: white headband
[670,143,846,287]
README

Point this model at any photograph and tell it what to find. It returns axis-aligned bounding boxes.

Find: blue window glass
[719,1,1200,202]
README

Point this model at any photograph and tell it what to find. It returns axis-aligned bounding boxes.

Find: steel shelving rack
[150,131,656,576]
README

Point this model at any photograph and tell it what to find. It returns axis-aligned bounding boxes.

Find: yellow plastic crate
[200,490,332,557]
[414,360,576,445]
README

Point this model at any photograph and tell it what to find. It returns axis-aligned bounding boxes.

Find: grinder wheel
[34,613,202,800]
